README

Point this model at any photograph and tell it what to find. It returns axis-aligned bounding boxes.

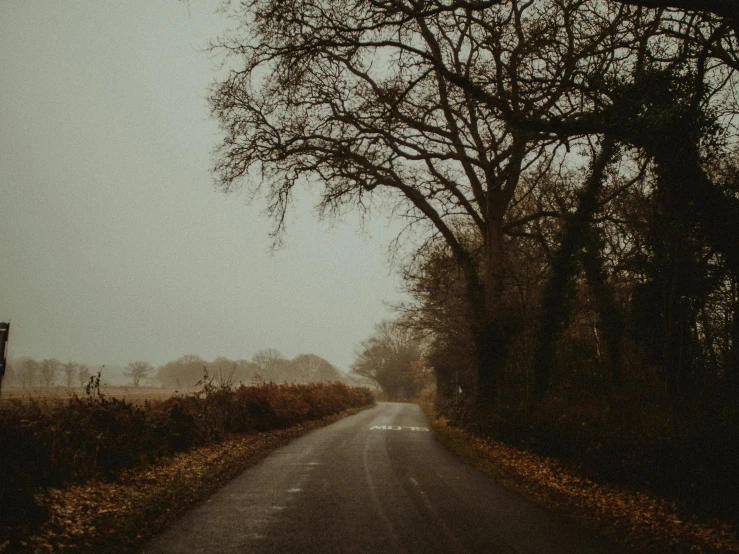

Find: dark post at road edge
[0,322,9,395]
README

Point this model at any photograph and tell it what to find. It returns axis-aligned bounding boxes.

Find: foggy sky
[0,2,406,373]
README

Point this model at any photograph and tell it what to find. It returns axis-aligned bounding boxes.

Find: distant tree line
[156,351,345,389]
[3,351,345,390]
[3,358,93,389]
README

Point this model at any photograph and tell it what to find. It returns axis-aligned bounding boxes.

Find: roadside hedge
[0,382,373,536]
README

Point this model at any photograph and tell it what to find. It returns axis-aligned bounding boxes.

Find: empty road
[143,402,624,553]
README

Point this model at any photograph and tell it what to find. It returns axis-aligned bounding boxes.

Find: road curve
[142,402,624,554]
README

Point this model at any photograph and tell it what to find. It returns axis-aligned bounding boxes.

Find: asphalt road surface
[143,402,624,553]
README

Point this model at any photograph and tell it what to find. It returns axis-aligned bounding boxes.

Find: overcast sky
[0,1,406,373]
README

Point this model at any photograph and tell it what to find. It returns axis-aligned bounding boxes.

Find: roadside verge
[424,406,738,554]
[13,406,373,554]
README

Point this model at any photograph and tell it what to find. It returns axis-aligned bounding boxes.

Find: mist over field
[0,1,405,374]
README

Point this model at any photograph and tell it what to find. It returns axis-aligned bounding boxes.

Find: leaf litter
[431,414,738,553]
[11,408,367,553]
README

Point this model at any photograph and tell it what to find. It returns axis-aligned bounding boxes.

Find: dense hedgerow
[439,378,739,524]
[0,381,373,535]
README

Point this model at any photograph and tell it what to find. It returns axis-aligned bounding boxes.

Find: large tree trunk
[474,320,507,408]
[532,138,615,398]
[474,193,509,410]
[580,226,625,387]
[473,139,527,411]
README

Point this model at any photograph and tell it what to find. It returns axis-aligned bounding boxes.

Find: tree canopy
[210,0,739,408]
[351,321,431,399]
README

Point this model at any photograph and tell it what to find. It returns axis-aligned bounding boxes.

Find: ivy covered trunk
[474,205,508,410]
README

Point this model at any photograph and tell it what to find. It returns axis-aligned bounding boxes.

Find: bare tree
[209,0,599,405]
[157,354,207,389]
[39,358,61,388]
[208,356,238,388]
[210,0,739,405]
[61,361,78,388]
[352,321,429,400]
[123,361,154,387]
[252,349,290,382]
[291,354,342,384]
[77,364,91,387]
[14,358,39,388]
[613,0,739,26]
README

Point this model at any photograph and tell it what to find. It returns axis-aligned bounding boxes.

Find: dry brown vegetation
[12,408,370,554]
[0,380,373,552]
[427,408,739,554]
[0,387,182,405]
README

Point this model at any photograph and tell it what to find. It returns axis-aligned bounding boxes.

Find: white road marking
[370,426,430,432]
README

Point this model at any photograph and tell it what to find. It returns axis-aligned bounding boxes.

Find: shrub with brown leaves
[0,381,373,543]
